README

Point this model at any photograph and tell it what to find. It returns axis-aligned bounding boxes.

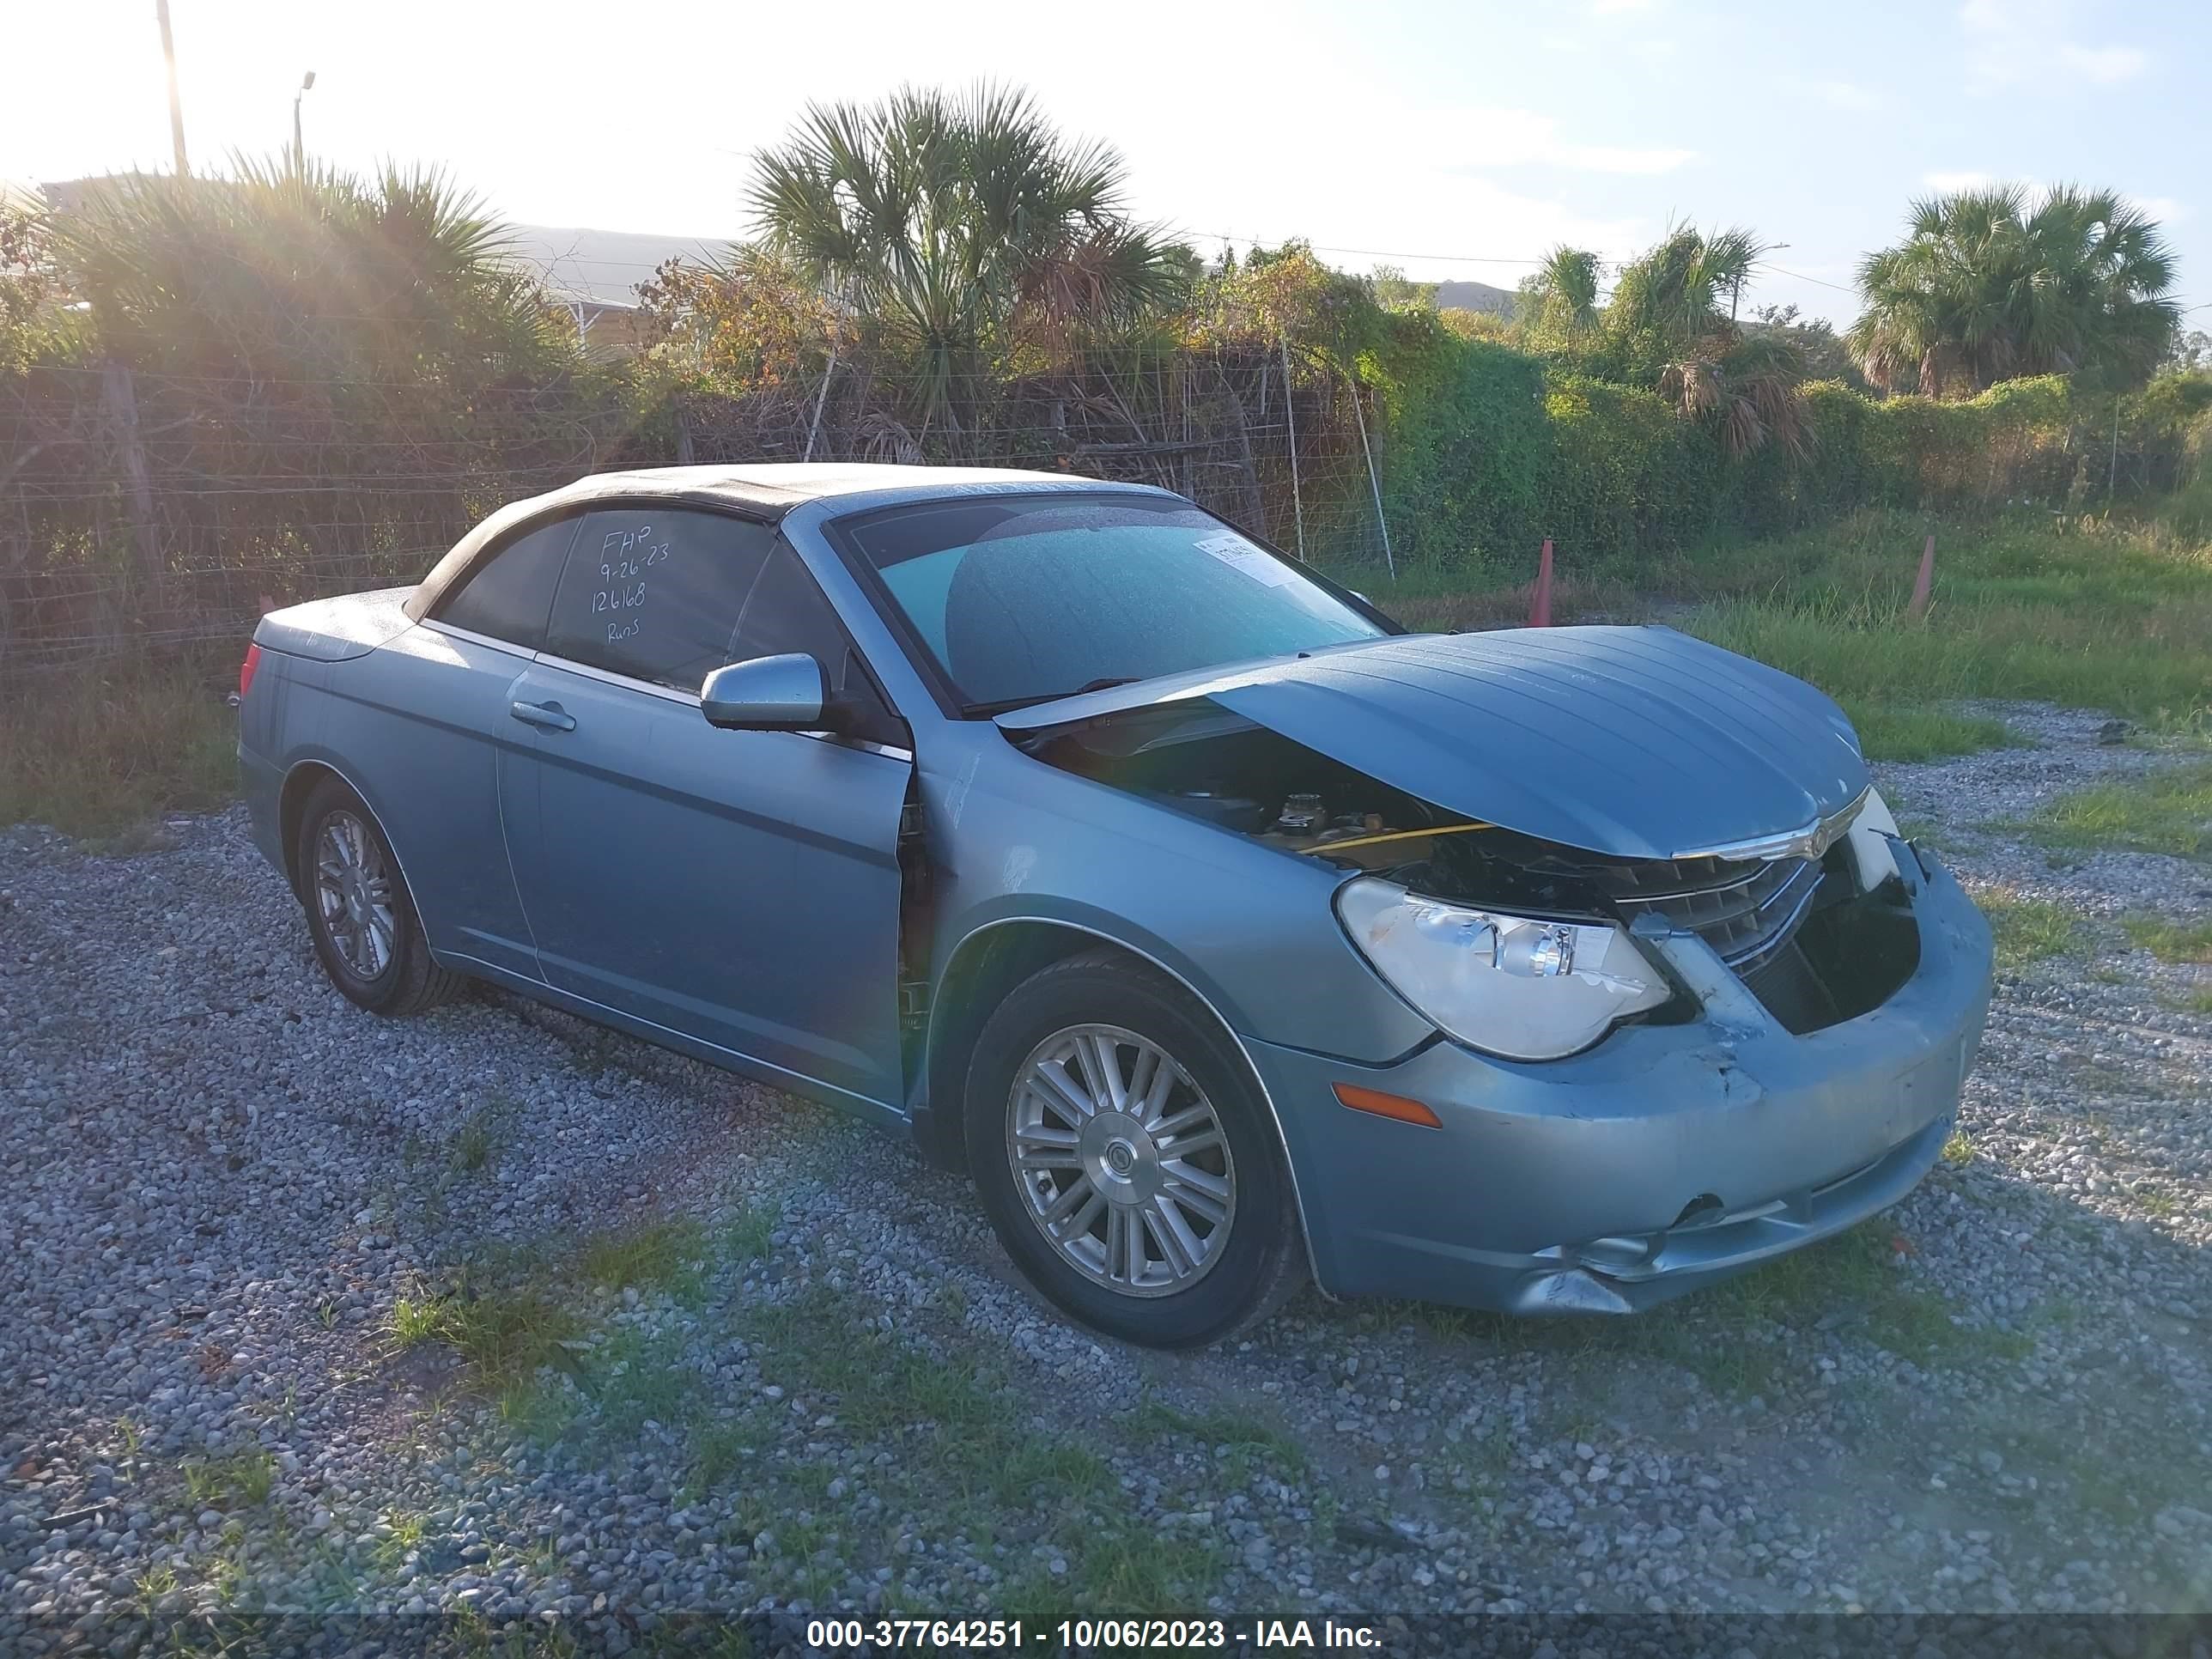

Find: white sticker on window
[1195,532,1297,586]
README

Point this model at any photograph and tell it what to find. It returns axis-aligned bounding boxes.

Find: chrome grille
[1606,855,1827,972]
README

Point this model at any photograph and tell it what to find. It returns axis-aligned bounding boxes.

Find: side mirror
[700,653,836,732]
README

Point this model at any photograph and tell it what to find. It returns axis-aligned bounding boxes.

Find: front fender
[919,728,1432,1063]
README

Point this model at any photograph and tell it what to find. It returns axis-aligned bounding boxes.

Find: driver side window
[542,507,903,745]
[544,509,774,692]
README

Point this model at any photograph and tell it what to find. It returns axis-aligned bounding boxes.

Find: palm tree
[54,158,571,382]
[747,83,1190,432]
[1522,246,1601,343]
[1848,184,2179,398]
[1525,226,1807,459]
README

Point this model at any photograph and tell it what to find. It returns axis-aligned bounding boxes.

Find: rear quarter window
[434,518,580,651]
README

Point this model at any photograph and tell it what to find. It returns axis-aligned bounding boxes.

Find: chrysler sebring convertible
[238,465,1993,1348]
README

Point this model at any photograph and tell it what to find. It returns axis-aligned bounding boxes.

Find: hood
[996,626,1869,862]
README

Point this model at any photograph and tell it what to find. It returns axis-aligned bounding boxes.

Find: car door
[380,513,581,981]
[501,505,914,1110]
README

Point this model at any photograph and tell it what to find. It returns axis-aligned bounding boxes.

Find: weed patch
[1129,1399,1309,1478]
[388,1283,581,1386]
[578,1218,710,1297]
[2027,765,2212,863]
[1971,890,2080,970]
[1416,1223,2027,1401]
[2121,914,2212,964]
[727,1289,1220,1612]
[179,1449,276,1511]
[1842,703,2021,763]
[0,666,237,838]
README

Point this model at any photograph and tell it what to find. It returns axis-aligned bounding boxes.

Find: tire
[295,776,466,1018]
[963,950,1305,1348]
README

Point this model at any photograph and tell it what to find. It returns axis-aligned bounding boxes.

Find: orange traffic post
[1908,532,1935,619]
[1529,538,1554,628]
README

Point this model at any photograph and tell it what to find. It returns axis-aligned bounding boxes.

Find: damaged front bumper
[1248,844,1994,1315]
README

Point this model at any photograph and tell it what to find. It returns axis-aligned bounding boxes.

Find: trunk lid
[252,586,417,662]
[996,626,1869,862]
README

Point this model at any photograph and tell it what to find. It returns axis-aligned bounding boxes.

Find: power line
[1753,261,1856,295]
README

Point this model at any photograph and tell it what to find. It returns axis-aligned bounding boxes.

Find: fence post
[1909,533,1935,619]
[1279,337,1306,561]
[1345,368,1395,581]
[1528,538,1554,627]
[2106,393,2122,506]
[803,339,839,462]
[100,362,166,619]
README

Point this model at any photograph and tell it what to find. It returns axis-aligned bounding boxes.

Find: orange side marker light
[1333,1083,1442,1129]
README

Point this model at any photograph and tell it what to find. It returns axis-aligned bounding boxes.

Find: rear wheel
[964,951,1304,1348]
[295,776,465,1017]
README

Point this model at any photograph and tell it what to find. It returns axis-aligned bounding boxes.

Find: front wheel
[295,777,465,1018]
[963,951,1304,1348]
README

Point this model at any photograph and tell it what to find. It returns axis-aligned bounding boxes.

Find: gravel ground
[4,703,2210,1653]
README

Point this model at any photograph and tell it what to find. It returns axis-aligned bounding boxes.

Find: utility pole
[155,0,190,176]
[293,70,316,171]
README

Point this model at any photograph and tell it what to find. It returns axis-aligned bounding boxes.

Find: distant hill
[1433,278,1516,317]
[504,224,732,308]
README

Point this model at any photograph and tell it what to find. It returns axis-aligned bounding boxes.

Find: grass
[0,664,237,839]
[1843,703,2021,764]
[1675,1226,2031,1383]
[1129,1398,1310,1480]
[1972,890,2081,970]
[1676,508,2212,742]
[1411,1221,2028,1402]
[720,1200,778,1266]
[2122,914,2212,964]
[384,1205,1208,1613]
[577,1218,709,1295]
[446,1098,514,1176]
[389,1282,583,1387]
[179,1449,276,1510]
[2027,764,2212,863]
[1369,503,2212,758]
[370,1510,427,1572]
[389,1215,715,1389]
[665,1285,1218,1613]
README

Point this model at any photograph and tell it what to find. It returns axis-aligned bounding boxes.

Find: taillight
[239,641,262,701]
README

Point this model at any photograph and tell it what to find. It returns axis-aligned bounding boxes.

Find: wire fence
[0,346,1393,677]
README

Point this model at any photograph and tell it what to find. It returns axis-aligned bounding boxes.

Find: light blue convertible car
[239,465,1993,1347]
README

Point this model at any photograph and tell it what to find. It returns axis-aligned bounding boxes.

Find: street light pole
[292,71,317,172]
[155,0,189,176]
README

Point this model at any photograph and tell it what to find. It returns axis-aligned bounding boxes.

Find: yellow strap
[1295,822,1493,855]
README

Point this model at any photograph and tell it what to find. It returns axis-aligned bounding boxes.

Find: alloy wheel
[1006,1023,1236,1297]
[313,810,396,981]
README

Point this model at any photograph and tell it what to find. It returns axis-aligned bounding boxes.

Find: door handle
[510,700,576,732]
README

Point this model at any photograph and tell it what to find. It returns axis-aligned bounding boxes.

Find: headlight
[1334,878,1670,1061]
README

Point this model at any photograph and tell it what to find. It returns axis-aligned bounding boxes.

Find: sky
[5,0,2208,328]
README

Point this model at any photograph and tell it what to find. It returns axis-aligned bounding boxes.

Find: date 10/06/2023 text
[802,1616,1384,1649]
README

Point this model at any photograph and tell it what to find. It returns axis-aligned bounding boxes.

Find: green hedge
[1352,318,2209,574]
[1359,319,1548,573]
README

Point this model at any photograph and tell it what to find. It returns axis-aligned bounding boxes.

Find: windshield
[836,495,1389,714]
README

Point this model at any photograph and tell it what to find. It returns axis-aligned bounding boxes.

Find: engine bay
[1013,699,1920,1036]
